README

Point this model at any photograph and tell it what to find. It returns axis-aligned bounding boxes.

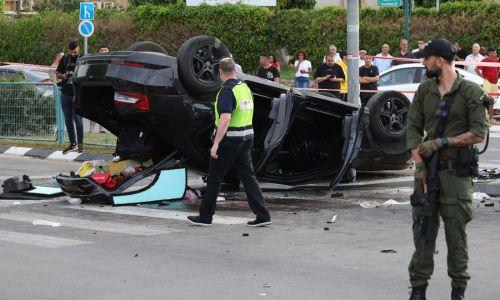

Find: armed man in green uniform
[406,39,489,300]
[187,57,271,227]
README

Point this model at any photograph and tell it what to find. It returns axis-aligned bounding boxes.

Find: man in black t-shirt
[257,54,279,82]
[314,54,345,98]
[56,40,84,154]
[359,55,379,104]
[392,39,416,66]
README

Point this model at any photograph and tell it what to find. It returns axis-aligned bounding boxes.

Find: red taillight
[113,61,145,68]
[114,92,150,111]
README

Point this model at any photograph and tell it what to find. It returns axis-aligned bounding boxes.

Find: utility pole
[347,0,360,105]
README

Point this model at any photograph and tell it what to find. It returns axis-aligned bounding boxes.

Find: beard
[426,67,442,78]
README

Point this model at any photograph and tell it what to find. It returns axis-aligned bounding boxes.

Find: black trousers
[199,139,270,222]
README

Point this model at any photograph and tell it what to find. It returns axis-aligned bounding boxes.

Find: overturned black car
[56,36,410,200]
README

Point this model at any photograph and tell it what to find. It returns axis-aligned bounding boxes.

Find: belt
[226,128,254,137]
[437,160,456,171]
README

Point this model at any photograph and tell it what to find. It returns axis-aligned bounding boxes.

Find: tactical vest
[215,80,254,140]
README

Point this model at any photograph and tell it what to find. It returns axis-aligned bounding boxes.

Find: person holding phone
[314,53,345,98]
[293,50,312,88]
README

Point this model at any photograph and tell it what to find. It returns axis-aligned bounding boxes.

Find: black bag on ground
[115,126,155,161]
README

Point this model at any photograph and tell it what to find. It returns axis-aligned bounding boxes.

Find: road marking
[489,125,500,133]
[0,212,175,236]
[47,151,81,161]
[4,147,32,156]
[479,163,500,169]
[65,205,250,225]
[0,230,91,248]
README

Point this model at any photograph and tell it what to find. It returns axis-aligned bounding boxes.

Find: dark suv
[56,36,410,200]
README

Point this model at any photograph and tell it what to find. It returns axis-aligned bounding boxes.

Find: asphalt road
[1,135,500,299]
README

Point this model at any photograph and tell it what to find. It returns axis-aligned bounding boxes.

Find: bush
[132,4,274,71]
[0,2,498,72]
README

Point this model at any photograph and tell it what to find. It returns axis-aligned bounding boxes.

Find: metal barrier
[0,82,64,143]
[0,82,116,147]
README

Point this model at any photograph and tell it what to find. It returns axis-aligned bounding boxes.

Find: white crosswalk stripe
[0,212,177,236]
[65,204,250,225]
[0,230,91,248]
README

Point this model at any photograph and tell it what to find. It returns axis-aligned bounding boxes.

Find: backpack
[115,126,155,162]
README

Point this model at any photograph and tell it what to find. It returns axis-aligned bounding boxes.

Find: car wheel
[127,41,168,55]
[367,91,410,142]
[177,35,231,95]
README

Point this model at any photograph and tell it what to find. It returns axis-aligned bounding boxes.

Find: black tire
[177,35,231,95]
[366,91,410,142]
[127,41,168,55]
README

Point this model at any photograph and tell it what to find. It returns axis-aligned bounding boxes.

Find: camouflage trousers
[408,168,474,289]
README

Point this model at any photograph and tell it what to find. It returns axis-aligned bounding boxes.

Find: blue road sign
[80,2,94,21]
[78,20,94,38]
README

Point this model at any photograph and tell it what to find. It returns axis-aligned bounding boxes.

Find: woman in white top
[293,50,312,88]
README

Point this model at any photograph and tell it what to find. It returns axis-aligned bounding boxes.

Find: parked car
[56,37,410,201]
[0,63,56,96]
[0,63,54,83]
[377,63,496,104]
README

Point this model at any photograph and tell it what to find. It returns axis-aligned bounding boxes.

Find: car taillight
[112,61,145,68]
[114,92,150,111]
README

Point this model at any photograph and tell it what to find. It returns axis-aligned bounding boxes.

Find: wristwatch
[442,137,449,147]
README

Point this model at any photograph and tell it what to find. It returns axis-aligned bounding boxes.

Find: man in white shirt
[465,43,484,76]
[373,44,393,73]
[323,45,341,63]
[358,49,367,68]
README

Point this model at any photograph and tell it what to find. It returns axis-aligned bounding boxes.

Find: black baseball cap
[414,38,456,61]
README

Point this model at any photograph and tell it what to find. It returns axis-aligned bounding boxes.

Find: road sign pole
[84,0,89,55]
[84,37,88,55]
[403,0,409,40]
[347,0,360,105]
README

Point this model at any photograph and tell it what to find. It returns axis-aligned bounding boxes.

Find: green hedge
[0,2,498,72]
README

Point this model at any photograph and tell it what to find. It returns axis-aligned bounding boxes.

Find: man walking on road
[57,41,85,154]
[407,39,488,300]
[188,58,271,227]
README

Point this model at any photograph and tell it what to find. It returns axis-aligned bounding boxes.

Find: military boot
[409,285,427,300]
[451,286,465,300]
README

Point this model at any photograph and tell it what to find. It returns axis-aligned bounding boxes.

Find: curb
[0,146,113,162]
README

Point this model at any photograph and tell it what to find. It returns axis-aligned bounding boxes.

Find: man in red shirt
[476,47,499,123]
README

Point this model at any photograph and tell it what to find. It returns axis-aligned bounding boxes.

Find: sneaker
[247,219,272,227]
[77,144,86,153]
[62,144,77,154]
[187,216,212,226]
